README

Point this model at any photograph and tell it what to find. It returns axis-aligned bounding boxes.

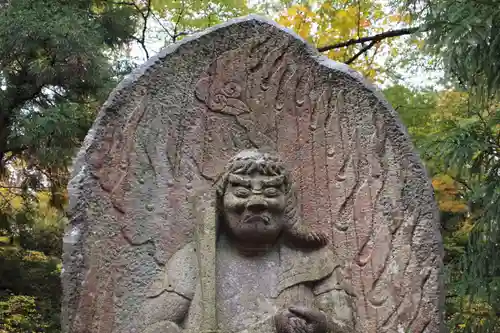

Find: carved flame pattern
[65,27,441,333]
[190,36,441,333]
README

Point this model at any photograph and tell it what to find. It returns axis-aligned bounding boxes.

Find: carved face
[222,172,287,244]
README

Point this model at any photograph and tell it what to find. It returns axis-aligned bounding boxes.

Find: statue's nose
[246,197,268,213]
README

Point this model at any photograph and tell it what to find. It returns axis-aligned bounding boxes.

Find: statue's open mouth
[243,215,270,225]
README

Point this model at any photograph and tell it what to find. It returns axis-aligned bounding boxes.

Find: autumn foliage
[1,0,499,332]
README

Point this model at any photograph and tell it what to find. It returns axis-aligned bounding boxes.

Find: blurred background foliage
[0,0,499,332]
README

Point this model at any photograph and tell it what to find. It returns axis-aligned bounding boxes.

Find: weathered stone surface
[62,15,443,333]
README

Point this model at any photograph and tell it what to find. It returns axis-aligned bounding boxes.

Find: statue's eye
[233,187,251,198]
[263,187,280,197]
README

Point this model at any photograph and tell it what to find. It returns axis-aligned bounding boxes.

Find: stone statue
[141,150,354,333]
[62,16,443,333]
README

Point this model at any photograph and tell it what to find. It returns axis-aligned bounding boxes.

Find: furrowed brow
[262,175,285,187]
[228,174,251,187]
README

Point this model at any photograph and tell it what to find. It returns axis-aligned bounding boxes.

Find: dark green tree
[404,0,500,331]
[0,1,142,332]
[0,0,139,210]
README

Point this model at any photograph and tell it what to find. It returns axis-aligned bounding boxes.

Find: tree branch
[171,1,186,43]
[151,11,173,39]
[1,145,28,155]
[356,0,361,38]
[317,26,422,52]
[131,0,152,59]
[345,40,377,64]
[111,1,136,5]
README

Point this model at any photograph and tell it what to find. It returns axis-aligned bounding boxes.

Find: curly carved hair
[215,150,328,249]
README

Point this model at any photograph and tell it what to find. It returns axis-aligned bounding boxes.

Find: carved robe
[141,234,355,333]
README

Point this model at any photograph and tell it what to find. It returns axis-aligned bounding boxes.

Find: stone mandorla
[62,15,443,333]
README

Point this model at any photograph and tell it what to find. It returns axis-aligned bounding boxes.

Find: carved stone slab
[62,15,443,333]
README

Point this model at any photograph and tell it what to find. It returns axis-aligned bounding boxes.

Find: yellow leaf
[317,34,334,47]
[401,13,413,24]
[372,8,384,20]
[277,15,291,27]
[335,9,348,19]
[292,15,304,28]
[296,5,309,13]
[287,6,298,17]
[321,2,332,11]
[298,21,312,39]
[389,14,401,22]
[412,39,425,50]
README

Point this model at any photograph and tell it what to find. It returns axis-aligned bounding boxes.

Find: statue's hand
[274,309,302,333]
[306,231,329,246]
[275,306,328,333]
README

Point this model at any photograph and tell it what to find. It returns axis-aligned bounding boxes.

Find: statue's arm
[313,273,356,333]
[140,243,198,333]
[141,291,191,333]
